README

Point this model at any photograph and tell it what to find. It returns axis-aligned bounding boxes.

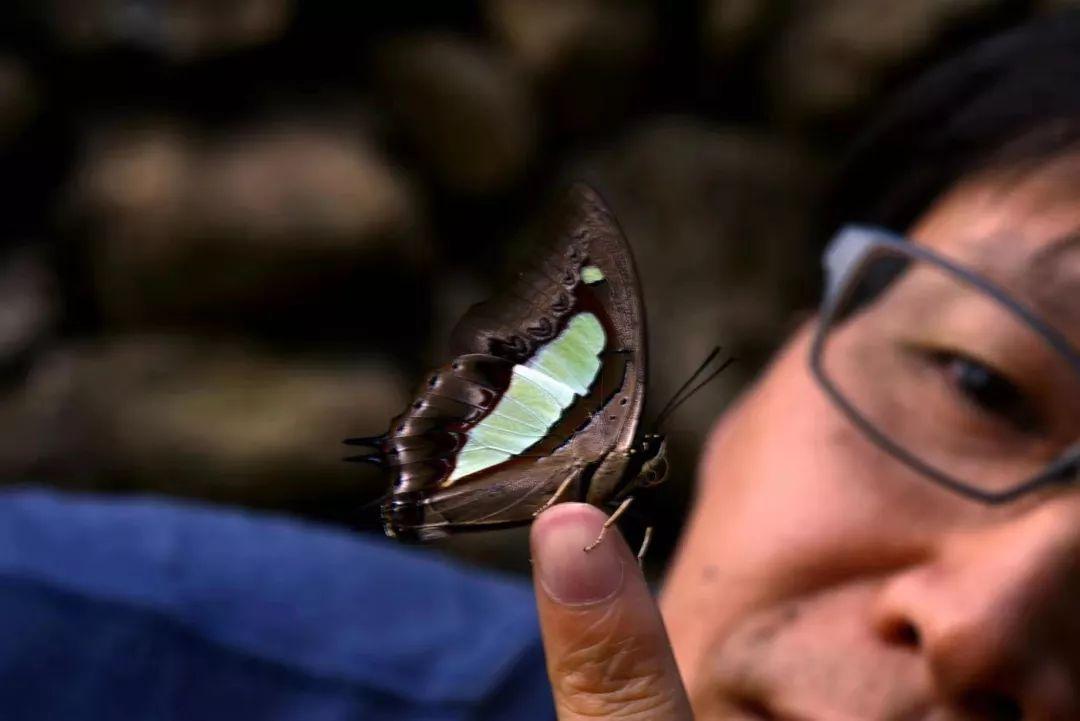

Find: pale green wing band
[513,363,576,406]
[582,265,604,284]
[527,313,604,395]
[453,447,511,479]
[446,312,606,483]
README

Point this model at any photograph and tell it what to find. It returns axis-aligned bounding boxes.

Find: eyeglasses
[810,225,1080,504]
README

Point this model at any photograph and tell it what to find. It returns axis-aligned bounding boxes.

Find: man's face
[661,157,1080,720]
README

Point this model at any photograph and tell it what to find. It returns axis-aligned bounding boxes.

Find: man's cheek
[690,351,914,604]
[702,424,877,598]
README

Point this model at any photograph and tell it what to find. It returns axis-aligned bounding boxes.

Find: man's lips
[706,659,934,721]
[727,691,940,721]
[733,694,815,721]
[728,691,912,721]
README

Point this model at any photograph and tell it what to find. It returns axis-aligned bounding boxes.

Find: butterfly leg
[590,496,654,566]
[531,467,581,518]
[583,495,635,553]
[635,526,654,567]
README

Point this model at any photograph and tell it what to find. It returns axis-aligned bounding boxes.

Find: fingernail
[533,505,625,606]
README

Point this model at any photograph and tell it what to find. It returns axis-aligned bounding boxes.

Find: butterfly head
[635,433,669,488]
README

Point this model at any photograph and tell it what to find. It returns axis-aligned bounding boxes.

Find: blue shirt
[0,488,555,721]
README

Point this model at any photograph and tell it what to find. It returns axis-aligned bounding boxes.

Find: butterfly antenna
[654,356,737,431]
[652,346,721,424]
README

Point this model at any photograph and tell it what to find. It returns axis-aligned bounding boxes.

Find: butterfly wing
[374,184,647,540]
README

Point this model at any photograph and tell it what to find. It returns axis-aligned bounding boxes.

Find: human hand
[530,503,695,720]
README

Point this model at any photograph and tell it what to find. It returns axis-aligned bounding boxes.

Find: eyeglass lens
[819,248,1080,495]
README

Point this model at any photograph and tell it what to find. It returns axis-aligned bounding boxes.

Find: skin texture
[531,155,1080,721]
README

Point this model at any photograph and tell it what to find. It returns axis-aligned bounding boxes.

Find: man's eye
[930,351,1040,433]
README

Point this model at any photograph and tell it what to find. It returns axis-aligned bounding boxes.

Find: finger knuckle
[560,684,680,719]
[553,614,677,717]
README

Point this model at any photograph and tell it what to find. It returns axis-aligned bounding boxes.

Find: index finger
[530,503,694,721]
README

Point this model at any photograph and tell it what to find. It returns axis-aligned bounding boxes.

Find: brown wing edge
[565,182,648,456]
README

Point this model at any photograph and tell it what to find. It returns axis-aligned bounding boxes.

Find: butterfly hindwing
[378,184,647,540]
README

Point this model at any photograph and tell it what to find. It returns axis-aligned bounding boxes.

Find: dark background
[0,0,1062,574]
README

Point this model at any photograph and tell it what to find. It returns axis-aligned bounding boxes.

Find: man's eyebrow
[1033,231,1080,262]
[1026,232,1080,330]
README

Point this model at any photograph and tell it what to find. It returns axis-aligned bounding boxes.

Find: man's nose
[872,497,1080,721]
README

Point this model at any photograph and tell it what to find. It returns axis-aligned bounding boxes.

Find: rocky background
[0,0,1068,575]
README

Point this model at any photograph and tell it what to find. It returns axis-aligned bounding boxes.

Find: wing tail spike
[343,453,384,465]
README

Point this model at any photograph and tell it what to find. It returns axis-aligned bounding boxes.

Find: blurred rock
[67,117,428,335]
[484,0,654,133]
[0,55,37,144]
[194,123,416,245]
[1038,0,1080,10]
[703,0,775,59]
[576,119,825,440]
[0,336,406,511]
[484,0,653,77]
[375,33,537,194]
[0,249,57,372]
[770,0,1003,123]
[47,0,292,61]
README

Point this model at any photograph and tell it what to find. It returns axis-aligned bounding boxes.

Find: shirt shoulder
[0,487,553,721]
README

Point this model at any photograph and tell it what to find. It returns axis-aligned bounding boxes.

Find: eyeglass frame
[809,225,1080,505]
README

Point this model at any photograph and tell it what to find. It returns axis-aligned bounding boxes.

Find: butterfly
[346,184,727,557]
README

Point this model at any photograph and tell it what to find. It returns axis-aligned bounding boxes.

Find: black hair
[823,10,1080,241]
